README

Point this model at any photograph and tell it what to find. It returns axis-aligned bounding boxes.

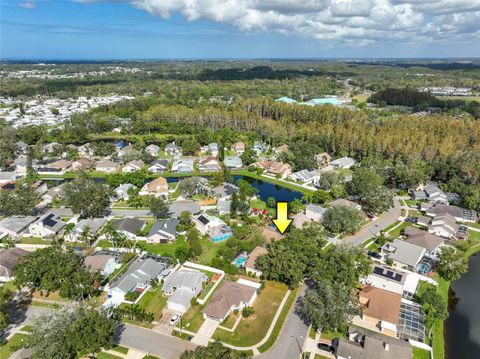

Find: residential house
[428,213,459,239]
[78,143,94,158]
[274,144,289,155]
[118,145,135,158]
[42,142,60,154]
[14,156,27,176]
[362,265,419,299]
[111,218,146,240]
[223,156,243,169]
[193,213,233,242]
[72,157,94,171]
[198,157,220,172]
[416,215,431,227]
[245,246,268,277]
[355,285,402,338]
[168,200,201,218]
[147,218,180,244]
[423,203,477,223]
[253,141,267,156]
[139,177,169,198]
[165,142,182,156]
[231,142,245,155]
[31,180,47,195]
[29,213,66,238]
[42,184,65,204]
[305,204,326,221]
[424,184,448,204]
[0,248,29,282]
[114,183,137,201]
[254,160,292,177]
[329,198,362,211]
[0,172,17,184]
[289,169,320,184]
[106,257,168,307]
[335,327,412,359]
[15,141,29,154]
[148,159,169,173]
[217,200,232,215]
[171,158,194,173]
[381,239,425,270]
[207,143,219,156]
[66,217,107,242]
[96,160,119,173]
[36,159,72,175]
[276,96,297,104]
[315,152,331,168]
[211,183,239,200]
[404,227,445,256]
[122,160,144,173]
[330,156,355,169]
[84,255,117,277]
[0,216,37,238]
[163,269,208,313]
[145,144,161,157]
[203,279,258,322]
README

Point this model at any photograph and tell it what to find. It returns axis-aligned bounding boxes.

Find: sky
[1,0,480,60]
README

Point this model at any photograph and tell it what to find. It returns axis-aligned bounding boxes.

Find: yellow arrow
[272,202,292,234]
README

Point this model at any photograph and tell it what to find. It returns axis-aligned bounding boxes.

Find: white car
[170,313,181,326]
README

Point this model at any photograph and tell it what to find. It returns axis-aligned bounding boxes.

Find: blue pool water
[233,256,248,267]
[211,232,233,243]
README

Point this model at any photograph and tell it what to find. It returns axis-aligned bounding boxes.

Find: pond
[444,251,480,358]
[47,174,304,203]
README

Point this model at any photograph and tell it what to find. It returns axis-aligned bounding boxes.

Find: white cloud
[80,0,480,45]
[18,0,37,10]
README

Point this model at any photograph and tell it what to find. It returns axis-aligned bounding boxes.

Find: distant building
[84,255,116,277]
[122,160,144,173]
[96,160,119,173]
[139,177,169,198]
[148,159,169,173]
[245,247,268,277]
[145,144,160,157]
[330,156,355,169]
[0,216,37,238]
[231,142,245,155]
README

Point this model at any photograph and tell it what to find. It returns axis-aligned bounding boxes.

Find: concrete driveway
[191,318,219,346]
[153,308,177,335]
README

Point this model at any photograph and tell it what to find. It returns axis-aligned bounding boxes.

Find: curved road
[343,197,402,246]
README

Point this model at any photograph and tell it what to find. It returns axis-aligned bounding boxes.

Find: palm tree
[80,225,92,246]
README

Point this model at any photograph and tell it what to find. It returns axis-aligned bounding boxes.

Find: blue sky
[1,0,479,60]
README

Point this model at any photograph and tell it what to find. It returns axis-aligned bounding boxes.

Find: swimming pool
[232,253,248,267]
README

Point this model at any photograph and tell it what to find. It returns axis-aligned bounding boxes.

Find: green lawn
[180,303,205,333]
[467,222,480,230]
[142,236,187,256]
[97,352,123,359]
[196,239,227,265]
[413,347,431,359]
[214,281,289,347]
[0,333,28,358]
[136,286,168,321]
[111,345,129,354]
[321,329,347,341]
[18,237,52,245]
[387,221,412,238]
[383,220,401,233]
[258,287,300,353]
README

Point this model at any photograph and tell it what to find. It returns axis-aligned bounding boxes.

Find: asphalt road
[49,208,152,217]
[258,285,309,359]
[343,197,402,246]
[115,324,197,359]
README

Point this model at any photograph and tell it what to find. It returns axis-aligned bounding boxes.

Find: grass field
[0,333,28,358]
[257,286,299,353]
[213,281,288,347]
[97,352,123,359]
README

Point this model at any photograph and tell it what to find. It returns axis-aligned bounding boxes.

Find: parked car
[368,251,382,260]
[405,217,417,223]
[318,343,335,353]
[170,313,181,326]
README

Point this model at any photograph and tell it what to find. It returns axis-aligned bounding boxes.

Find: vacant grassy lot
[213,281,288,347]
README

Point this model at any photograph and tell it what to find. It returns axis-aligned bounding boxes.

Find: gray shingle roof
[163,269,208,293]
[148,218,180,237]
[112,218,146,235]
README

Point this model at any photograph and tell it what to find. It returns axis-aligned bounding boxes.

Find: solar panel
[198,215,209,225]
[42,214,58,228]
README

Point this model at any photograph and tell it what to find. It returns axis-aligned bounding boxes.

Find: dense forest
[1,60,480,210]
